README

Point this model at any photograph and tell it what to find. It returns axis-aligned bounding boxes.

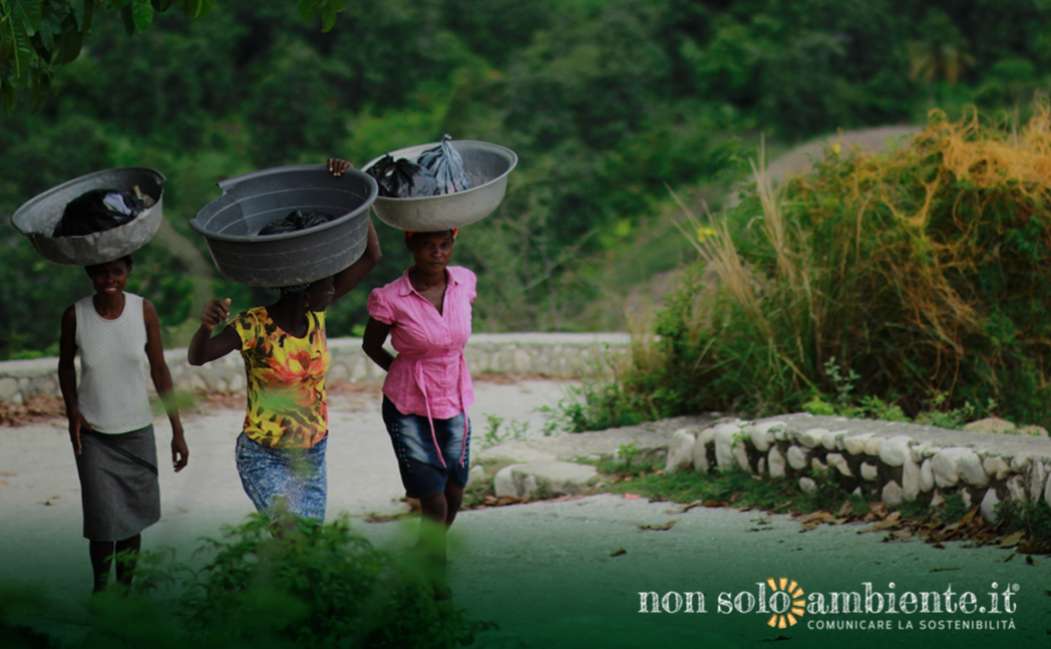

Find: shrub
[564,104,1051,430]
[1,515,482,649]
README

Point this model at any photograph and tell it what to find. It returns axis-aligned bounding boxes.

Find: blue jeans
[235,433,327,521]
[381,397,471,498]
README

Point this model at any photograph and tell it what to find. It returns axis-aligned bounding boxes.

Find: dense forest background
[2,0,1050,359]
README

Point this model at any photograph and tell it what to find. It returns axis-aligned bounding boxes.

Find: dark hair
[85,255,133,277]
[404,229,456,249]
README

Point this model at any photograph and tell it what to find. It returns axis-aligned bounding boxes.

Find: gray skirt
[75,425,160,541]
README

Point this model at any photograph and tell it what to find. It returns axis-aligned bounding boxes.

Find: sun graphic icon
[765,577,806,629]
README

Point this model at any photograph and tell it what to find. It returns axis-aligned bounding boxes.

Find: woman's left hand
[327,158,353,176]
[171,431,189,472]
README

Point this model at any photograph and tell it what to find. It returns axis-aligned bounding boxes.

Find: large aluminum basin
[191,165,377,287]
[362,140,517,231]
[11,168,164,266]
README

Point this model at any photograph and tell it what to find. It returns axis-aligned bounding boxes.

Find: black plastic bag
[258,209,335,235]
[53,188,149,237]
[416,134,471,195]
[366,154,438,198]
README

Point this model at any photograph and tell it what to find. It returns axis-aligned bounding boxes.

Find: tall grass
[568,104,1051,429]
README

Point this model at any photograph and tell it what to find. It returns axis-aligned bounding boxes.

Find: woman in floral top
[187,159,380,520]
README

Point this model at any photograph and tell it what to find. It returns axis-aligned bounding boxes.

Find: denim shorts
[381,397,471,498]
[235,433,327,521]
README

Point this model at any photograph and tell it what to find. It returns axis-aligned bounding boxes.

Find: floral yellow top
[233,307,329,448]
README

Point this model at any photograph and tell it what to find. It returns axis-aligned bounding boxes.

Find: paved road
[2,379,1048,648]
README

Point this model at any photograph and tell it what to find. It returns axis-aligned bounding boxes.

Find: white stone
[878,436,912,467]
[980,489,1000,524]
[852,487,863,498]
[982,456,1010,481]
[810,457,827,475]
[799,477,817,495]
[958,450,988,487]
[734,443,752,473]
[860,463,879,482]
[767,447,786,479]
[750,420,785,452]
[493,465,519,498]
[786,446,808,471]
[741,425,764,452]
[468,464,486,484]
[882,481,903,507]
[826,453,852,478]
[962,417,1016,434]
[1029,462,1047,502]
[961,489,973,509]
[227,373,245,392]
[712,421,746,435]
[821,431,839,450]
[665,428,696,473]
[863,437,883,456]
[902,458,921,502]
[691,434,710,475]
[1010,454,1032,472]
[1006,476,1027,503]
[0,377,18,401]
[757,458,766,476]
[492,462,598,499]
[799,428,828,448]
[1044,473,1051,509]
[714,426,738,471]
[912,443,936,463]
[931,448,968,488]
[843,433,872,456]
[919,460,934,493]
[512,349,531,372]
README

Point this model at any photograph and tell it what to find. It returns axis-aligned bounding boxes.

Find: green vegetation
[0,513,483,648]
[5,1,1051,360]
[567,105,1051,431]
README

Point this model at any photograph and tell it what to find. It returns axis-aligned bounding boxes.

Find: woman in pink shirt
[362,228,474,573]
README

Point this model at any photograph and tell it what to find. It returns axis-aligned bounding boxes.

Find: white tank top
[74,292,154,434]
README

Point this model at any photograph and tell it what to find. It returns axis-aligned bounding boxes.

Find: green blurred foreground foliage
[5,1,1051,358]
[569,106,1051,431]
[0,514,482,649]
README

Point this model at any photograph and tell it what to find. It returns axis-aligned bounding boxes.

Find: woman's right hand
[201,298,232,331]
[327,158,353,176]
[68,412,87,455]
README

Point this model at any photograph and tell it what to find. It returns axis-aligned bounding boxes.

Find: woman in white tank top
[57,255,189,593]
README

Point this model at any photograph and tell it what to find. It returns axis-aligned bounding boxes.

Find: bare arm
[326,157,382,304]
[333,219,382,304]
[58,305,85,455]
[187,298,240,366]
[144,300,188,472]
[362,317,394,372]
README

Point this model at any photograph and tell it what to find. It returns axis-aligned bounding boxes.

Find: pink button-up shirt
[368,266,476,463]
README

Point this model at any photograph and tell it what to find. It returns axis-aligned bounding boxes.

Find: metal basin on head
[191,165,378,287]
[10,167,165,266]
[362,140,517,231]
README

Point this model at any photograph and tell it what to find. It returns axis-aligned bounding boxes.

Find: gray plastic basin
[191,165,378,287]
[10,168,165,266]
[362,140,517,231]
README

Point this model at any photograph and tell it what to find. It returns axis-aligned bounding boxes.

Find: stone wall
[0,333,629,406]
[665,413,1051,524]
